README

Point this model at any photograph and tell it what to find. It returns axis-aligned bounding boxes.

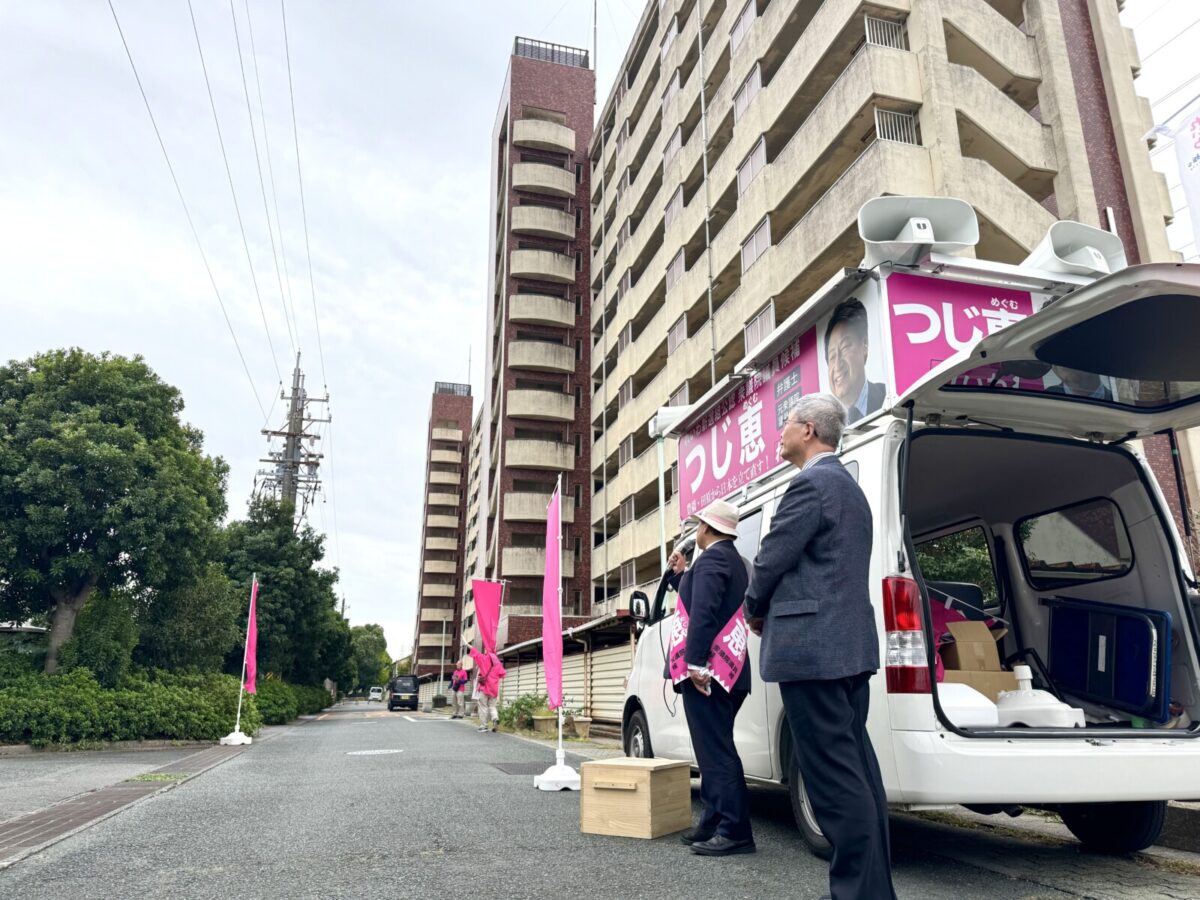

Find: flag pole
[221,573,257,746]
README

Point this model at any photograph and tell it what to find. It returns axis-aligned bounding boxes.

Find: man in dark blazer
[666,499,754,857]
[745,393,896,899]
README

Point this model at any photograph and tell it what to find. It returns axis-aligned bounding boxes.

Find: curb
[1161,802,1200,853]
[0,740,216,758]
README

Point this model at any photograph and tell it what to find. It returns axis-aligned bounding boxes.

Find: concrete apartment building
[587,0,1179,607]
[411,382,472,677]
[472,38,598,648]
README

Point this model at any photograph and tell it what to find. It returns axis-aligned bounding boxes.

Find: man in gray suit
[745,393,895,900]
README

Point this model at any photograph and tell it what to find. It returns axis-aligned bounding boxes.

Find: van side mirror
[630,591,649,621]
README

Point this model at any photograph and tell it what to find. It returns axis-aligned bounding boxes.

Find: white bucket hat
[688,499,739,536]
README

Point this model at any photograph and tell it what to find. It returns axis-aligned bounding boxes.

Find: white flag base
[219,730,253,746]
[534,748,580,792]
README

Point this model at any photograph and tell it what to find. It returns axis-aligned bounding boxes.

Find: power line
[325,413,343,572]
[280,0,328,390]
[1141,17,1200,65]
[106,0,267,421]
[1129,0,1177,30]
[229,0,296,356]
[187,0,285,384]
[244,0,301,353]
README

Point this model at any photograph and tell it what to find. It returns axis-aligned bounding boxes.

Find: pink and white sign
[665,596,749,694]
[678,329,818,520]
[887,273,1035,396]
[541,485,563,711]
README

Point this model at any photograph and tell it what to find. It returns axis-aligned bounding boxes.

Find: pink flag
[542,483,563,710]
[244,578,258,695]
[472,579,504,653]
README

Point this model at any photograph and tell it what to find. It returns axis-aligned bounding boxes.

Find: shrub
[0,668,261,747]
[254,679,299,725]
[498,693,548,730]
[292,684,333,716]
[57,591,139,687]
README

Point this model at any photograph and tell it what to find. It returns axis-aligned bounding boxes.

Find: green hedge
[253,679,333,725]
[0,669,263,747]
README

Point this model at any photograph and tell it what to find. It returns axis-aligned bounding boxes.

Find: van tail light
[883,575,931,694]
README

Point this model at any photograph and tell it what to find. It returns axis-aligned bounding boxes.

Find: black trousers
[681,681,752,841]
[780,672,896,900]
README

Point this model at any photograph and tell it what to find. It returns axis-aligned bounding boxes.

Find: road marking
[317,714,329,720]
[346,749,404,756]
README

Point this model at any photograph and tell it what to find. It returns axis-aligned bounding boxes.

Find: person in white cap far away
[665,498,755,857]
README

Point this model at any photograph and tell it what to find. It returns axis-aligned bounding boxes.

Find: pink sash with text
[666,596,750,693]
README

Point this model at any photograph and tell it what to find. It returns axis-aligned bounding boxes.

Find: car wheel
[1059,800,1166,854]
[624,709,654,758]
[787,744,833,860]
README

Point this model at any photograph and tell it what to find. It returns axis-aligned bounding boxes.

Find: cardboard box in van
[941,621,1017,702]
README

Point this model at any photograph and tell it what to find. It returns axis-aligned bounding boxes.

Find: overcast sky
[0,0,639,659]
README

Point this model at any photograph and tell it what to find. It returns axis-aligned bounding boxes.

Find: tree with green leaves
[0,350,228,673]
[349,624,391,691]
[134,563,242,674]
[223,497,347,685]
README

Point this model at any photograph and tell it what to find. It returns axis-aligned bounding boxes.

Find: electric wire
[1128,0,1177,31]
[106,0,267,421]
[244,0,301,352]
[229,0,296,355]
[186,0,285,384]
[280,0,328,390]
[540,0,572,37]
[1140,17,1200,65]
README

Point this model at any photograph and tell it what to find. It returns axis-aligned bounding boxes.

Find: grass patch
[124,772,189,783]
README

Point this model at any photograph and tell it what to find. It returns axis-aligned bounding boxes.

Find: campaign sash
[666,596,750,693]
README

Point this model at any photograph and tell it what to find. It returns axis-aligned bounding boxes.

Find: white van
[621,198,1200,855]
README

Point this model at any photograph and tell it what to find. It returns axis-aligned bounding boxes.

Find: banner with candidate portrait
[815,290,887,424]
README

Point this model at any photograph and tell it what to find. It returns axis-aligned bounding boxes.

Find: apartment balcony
[509,293,575,327]
[431,427,463,443]
[422,583,455,598]
[507,340,575,373]
[426,514,459,529]
[423,560,457,575]
[431,449,463,465]
[507,389,574,422]
[505,439,575,471]
[511,162,576,198]
[418,633,454,649]
[504,492,577,524]
[591,497,681,582]
[429,471,461,487]
[420,607,455,622]
[943,0,1040,108]
[501,547,576,578]
[513,118,577,154]
[509,248,575,284]
[425,537,458,552]
[427,492,459,508]
[511,205,576,240]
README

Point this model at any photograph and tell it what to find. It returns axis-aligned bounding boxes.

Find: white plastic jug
[996,665,1085,728]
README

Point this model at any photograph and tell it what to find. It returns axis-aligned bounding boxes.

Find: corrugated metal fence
[497,642,634,723]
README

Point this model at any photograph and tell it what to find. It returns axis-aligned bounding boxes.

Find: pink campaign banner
[244,579,258,695]
[678,329,819,520]
[887,273,1035,396]
[541,485,563,711]
[666,597,750,694]
[471,579,503,654]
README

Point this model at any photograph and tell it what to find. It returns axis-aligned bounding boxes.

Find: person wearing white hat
[666,498,755,857]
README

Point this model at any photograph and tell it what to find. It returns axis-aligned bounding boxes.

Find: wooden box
[579,757,692,839]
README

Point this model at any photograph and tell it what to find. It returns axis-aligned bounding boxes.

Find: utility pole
[255,351,330,527]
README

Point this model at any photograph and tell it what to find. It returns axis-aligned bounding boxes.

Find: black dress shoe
[689,834,756,856]
[679,827,714,846]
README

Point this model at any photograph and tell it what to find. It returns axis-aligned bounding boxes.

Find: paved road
[3,704,1200,898]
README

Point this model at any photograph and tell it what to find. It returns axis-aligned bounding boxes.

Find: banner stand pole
[221,572,256,746]
[536,476,580,792]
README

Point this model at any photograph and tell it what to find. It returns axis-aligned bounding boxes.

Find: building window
[744,299,775,351]
[575,294,582,316]
[575,207,582,229]
[574,483,582,505]
[619,434,635,466]
[663,126,683,170]
[670,462,679,494]
[619,377,634,409]
[620,496,636,526]
[575,250,582,271]
[618,321,634,353]
[865,15,907,50]
[575,385,582,408]
[620,560,638,589]
[617,217,631,252]
[575,163,583,183]
[575,338,582,360]
[667,314,688,354]
[665,249,685,292]
[619,268,632,299]
[874,107,919,145]
[664,186,684,229]
[741,217,771,272]
[733,63,762,122]
[662,68,681,107]
[575,432,583,457]
[660,15,678,60]
[737,136,767,196]
[669,382,690,407]
[730,0,755,53]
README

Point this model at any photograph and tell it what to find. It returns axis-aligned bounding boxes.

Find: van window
[733,509,764,564]
[916,526,998,609]
[1016,498,1133,590]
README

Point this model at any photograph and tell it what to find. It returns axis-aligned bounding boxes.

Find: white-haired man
[744,393,895,900]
